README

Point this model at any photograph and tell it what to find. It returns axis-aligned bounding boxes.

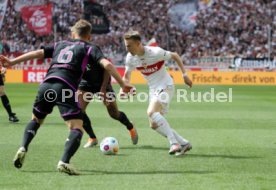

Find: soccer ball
[100,137,119,155]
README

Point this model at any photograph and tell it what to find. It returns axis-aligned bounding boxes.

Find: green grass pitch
[0,84,275,190]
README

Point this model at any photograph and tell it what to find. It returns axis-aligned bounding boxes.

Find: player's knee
[148,112,161,129]
[32,113,45,124]
[31,116,43,125]
[148,111,160,120]
[66,119,84,131]
[72,125,84,132]
[147,110,155,117]
[150,122,158,129]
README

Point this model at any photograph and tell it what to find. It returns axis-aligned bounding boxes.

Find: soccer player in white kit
[122,30,193,155]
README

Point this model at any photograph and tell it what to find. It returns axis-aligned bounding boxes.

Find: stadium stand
[1,0,275,65]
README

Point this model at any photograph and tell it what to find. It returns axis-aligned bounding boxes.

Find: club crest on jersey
[142,63,147,68]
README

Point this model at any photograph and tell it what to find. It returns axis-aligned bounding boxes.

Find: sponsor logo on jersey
[136,61,164,76]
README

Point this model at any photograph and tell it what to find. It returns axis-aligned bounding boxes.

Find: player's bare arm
[0,50,44,67]
[122,70,132,84]
[100,69,111,93]
[99,58,133,90]
[100,69,111,105]
[170,52,192,88]
[119,70,136,97]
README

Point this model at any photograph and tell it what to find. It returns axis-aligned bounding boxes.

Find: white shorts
[149,85,174,115]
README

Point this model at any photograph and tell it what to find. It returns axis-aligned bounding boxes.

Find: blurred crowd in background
[1,0,275,65]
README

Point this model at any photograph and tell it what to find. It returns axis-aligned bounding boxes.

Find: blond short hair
[123,30,141,41]
[70,19,92,37]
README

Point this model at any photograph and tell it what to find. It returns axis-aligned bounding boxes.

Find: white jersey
[125,46,173,89]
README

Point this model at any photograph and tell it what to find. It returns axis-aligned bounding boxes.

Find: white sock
[171,129,189,145]
[151,112,178,145]
[155,127,167,137]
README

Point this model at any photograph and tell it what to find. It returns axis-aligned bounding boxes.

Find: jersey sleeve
[125,54,136,72]
[90,45,105,64]
[155,47,172,61]
[41,45,54,58]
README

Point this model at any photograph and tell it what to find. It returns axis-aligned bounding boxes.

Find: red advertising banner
[23,67,125,84]
[21,3,53,36]
[23,70,47,83]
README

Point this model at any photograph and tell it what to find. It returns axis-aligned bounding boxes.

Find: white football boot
[175,142,192,156]
[57,161,80,175]
[13,147,27,169]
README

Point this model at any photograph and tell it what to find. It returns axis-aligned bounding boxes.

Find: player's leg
[147,86,182,154]
[106,100,138,145]
[149,116,190,150]
[0,78,19,122]
[21,115,44,151]
[152,86,191,155]
[13,114,45,169]
[13,88,53,169]
[160,87,191,155]
[57,89,83,175]
[78,89,98,148]
[57,119,83,175]
[147,100,180,153]
[106,101,132,129]
[63,119,84,163]
[170,127,192,156]
[149,119,166,137]
[82,112,98,147]
[13,81,55,169]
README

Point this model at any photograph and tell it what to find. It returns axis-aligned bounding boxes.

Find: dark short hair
[71,19,92,37]
[123,30,141,41]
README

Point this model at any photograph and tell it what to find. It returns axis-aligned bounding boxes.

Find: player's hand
[0,55,12,67]
[119,88,129,99]
[183,75,193,88]
[122,84,136,95]
[119,84,136,99]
